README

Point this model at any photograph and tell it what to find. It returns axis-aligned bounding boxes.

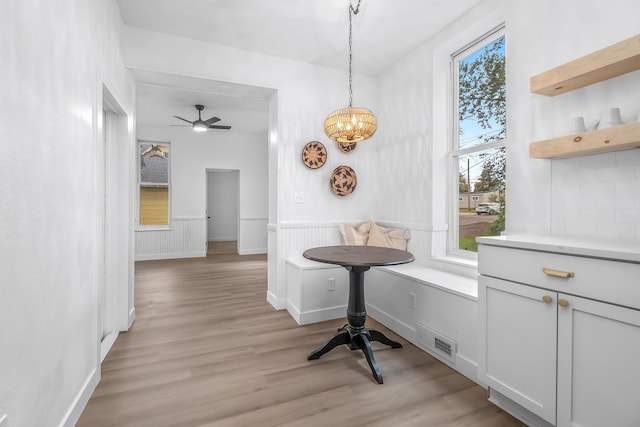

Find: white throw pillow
[366,221,410,250]
[339,220,372,245]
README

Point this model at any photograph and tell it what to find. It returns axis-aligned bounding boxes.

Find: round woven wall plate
[337,141,357,153]
[302,141,327,169]
[330,165,357,196]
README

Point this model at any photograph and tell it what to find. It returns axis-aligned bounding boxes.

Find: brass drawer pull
[542,267,574,278]
[558,298,569,307]
[542,295,553,304]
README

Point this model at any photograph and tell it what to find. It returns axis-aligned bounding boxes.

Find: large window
[138,141,170,227]
[450,28,506,255]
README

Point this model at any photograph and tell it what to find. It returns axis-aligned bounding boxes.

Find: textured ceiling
[118,0,482,130]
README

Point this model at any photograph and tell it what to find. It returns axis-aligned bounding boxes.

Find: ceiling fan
[172,104,231,132]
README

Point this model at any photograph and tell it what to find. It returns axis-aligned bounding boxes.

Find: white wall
[507,0,640,241]
[135,125,268,258]
[0,1,135,426]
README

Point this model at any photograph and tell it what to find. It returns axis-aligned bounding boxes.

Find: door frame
[98,85,132,362]
[205,168,240,249]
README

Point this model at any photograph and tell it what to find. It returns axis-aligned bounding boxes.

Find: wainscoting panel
[135,217,206,260]
[238,217,268,255]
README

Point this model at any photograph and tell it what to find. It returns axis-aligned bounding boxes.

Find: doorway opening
[206,169,239,255]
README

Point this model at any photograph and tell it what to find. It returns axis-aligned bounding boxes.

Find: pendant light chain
[323,0,376,144]
[348,0,362,108]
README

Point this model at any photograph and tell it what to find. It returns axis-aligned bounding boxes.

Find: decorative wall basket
[337,141,357,153]
[302,141,327,169]
[330,165,357,196]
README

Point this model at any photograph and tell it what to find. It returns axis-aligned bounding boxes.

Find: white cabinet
[556,295,640,427]
[479,276,558,424]
[477,235,640,427]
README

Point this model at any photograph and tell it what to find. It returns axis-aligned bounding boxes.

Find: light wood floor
[77,243,524,427]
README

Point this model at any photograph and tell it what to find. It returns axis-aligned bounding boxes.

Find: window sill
[136,225,172,232]
[430,255,477,269]
[423,254,478,281]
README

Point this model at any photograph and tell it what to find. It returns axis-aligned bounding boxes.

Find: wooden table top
[303,245,414,268]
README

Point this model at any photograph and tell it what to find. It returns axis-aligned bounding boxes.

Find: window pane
[452,31,505,255]
[457,36,505,150]
[457,147,505,252]
[139,187,169,225]
[140,143,169,184]
[139,142,170,226]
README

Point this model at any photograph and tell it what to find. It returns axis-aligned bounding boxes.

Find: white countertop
[476,234,640,263]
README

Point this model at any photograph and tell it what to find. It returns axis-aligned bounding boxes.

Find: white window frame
[450,25,506,260]
[431,14,506,266]
[137,140,171,230]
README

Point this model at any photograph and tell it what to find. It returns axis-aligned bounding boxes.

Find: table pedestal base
[307,325,402,384]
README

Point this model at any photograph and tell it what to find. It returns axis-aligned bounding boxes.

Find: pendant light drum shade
[324,106,377,144]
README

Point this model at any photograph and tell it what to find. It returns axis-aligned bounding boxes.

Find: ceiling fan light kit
[172,104,232,132]
[323,0,377,144]
[192,121,208,132]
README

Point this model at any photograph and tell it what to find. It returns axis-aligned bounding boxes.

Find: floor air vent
[435,337,453,356]
[416,323,456,364]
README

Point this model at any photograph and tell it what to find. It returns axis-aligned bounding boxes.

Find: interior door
[206,170,239,243]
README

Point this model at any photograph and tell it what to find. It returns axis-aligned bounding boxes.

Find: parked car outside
[476,202,501,215]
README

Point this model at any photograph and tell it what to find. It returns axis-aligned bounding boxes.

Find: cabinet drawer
[479,244,640,309]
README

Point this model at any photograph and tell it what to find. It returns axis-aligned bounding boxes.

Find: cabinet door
[479,276,558,424]
[557,295,640,427]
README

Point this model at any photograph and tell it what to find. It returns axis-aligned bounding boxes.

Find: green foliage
[458,36,506,224]
[474,147,505,192]
[459,236,479,252]
[458,36,506,143]
[459,172,470,193]
[489,197,506,235]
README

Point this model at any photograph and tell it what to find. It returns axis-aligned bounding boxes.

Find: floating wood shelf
[529,122,640,159]
[530,34,640,96]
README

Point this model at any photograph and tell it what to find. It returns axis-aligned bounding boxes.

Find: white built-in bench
[366,264,479,382]
[285,254,349,325]
[285,252,481,383]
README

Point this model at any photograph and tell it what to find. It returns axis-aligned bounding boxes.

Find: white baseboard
[135,251,206,261]
[366,302,416,342]
[489,388,554,427]
[238,247,267,255]
[58,368,98,427]
[286,301,346,325]
[128,307,136,329]
[267,291,286,310]
[100,331,119,363]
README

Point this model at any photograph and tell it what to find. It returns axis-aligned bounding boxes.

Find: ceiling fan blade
[169,124,191,127]
[172,115,193,124]
[209,125,231,130]
[204,116,221,125]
